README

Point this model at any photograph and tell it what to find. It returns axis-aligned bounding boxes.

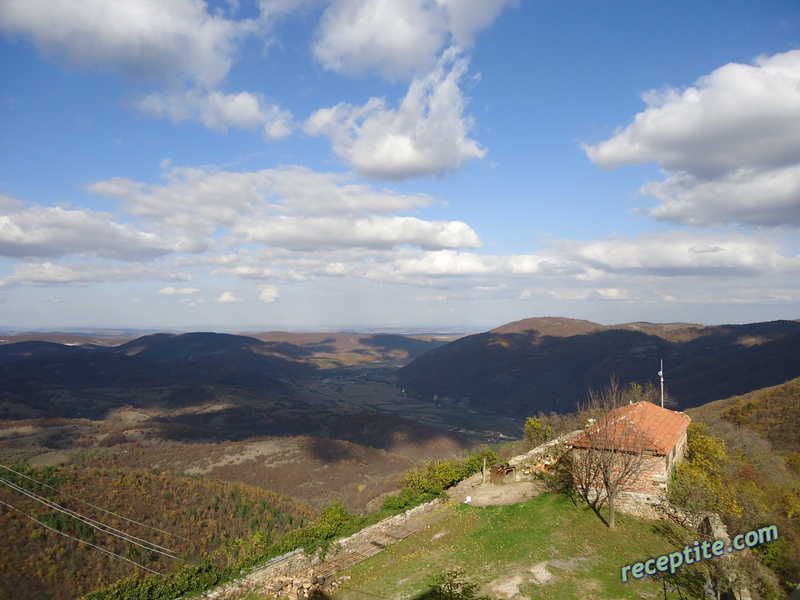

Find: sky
[1,0,799,332]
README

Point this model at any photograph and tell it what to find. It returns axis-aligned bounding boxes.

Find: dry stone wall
[202,499,445,599]
[510,430,582,478]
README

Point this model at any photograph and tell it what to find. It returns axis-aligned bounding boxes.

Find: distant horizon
[2,313,798,338]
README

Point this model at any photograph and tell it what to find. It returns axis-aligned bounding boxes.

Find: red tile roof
[571,401,691,455]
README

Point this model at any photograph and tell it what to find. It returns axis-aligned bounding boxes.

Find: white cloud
[3,261,195,288]
[305,46,486,179]
[206,229,798,292]
[258,284,280,302]
[159,286,199,295]
[547,231,800,276]
[0,199,185,260]
[216,290,243,302]
[546,288,630,301]
[313,0,447,80]
[313,0,516,79]
[585,50,800,228]
[88,163,474,249]
[236,215,480,250]
[639,164,800,227]
[180,296,205,306]
[259,231,798,290]
[89,165,433,224]
[586,50,800,174]
[0,0,309,135]
[438,0,518,47]
[0,0,243,87]
[133,89,296,135]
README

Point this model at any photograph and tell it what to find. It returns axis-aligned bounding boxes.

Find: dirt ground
[447,472,549,507]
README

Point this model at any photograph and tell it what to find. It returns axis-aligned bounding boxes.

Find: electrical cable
[0,463,190,541]
[0,477,181,560]
[0,498,163,576]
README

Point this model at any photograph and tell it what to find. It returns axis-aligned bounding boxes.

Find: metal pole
[659,359,664,408]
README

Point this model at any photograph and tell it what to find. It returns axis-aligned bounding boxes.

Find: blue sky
[1,0,799,332]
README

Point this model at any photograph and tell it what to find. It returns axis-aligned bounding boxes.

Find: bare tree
[571,378,649,530]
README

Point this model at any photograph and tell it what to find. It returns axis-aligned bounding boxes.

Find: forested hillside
[0,465,313,600]
[688,376,800,456]
[398,317,800,416]
[669,419,800,596]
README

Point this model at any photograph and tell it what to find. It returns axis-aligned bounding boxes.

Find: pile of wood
[519,453,557,475]
[260,569,350,599]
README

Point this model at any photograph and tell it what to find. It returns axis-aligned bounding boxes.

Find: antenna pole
[659,359,664,408]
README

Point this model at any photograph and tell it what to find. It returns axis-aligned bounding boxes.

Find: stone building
[570,401,691,500]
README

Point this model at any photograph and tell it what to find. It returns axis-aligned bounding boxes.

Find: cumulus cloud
[546,231,800,276]
[216,290,243,302]
[0,199,184,260]
[133,89,295,135]
[159,286,199,295]
[258,284,280,302]
[305,46,486,179]
[0,0,308,134]
[88,165,433,224]
[236,215,480,250]
[280,231,799,287]
[3,261,195,288]
[585,50,800,228]
[438,0,518,47]
[639,164,800,227]
[88,163,475,249]
[0,0,242,87]
[313,0,516,79]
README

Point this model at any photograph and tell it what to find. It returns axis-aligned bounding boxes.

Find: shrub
[401,448,498,496]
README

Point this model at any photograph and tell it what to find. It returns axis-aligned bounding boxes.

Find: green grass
[329,492,696,599]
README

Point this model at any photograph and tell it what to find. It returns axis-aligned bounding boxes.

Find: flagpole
[659,359,664,408]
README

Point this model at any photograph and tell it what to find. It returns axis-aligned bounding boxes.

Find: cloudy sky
[1,0,799,331]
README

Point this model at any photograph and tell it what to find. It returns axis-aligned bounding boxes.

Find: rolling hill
[0,329,472,513]
[398,317,800,417]
[687,375,800,455]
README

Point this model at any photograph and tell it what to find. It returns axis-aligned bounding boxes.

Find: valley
[0,317,799,599]
[0,331,520,514]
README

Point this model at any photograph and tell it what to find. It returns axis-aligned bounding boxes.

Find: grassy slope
[329,493,693,600]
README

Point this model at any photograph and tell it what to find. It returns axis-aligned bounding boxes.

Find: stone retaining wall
[202,499,446,599]
[509,430,582,478]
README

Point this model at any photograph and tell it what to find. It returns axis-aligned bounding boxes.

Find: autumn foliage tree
[570,378,649,530]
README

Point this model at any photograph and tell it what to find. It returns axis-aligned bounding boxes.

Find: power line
[0,498,163,576]
[0,476,181,561]
[0,463,189,541]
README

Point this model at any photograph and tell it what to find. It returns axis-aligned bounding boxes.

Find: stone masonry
[201,499,447,599]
